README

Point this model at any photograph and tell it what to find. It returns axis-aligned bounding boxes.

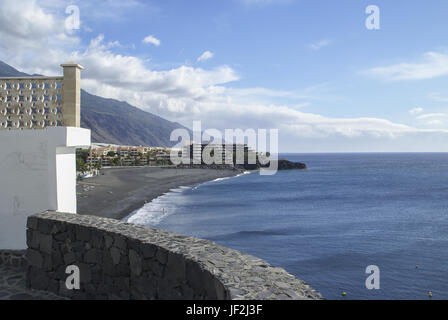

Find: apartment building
[182,143,256,164]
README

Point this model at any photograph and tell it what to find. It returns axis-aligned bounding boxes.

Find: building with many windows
[182,143,256,165]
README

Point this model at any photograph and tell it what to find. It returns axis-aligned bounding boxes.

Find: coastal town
[77,142,263,178]
[78,143,175,173]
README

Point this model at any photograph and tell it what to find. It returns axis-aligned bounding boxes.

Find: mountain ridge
[0,61,190,147]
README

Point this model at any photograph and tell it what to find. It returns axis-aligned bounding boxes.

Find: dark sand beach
[77,167,240,220]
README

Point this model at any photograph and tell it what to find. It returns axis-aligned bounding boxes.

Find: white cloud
[71,40,426,142]
[308,39,332,51]
[412,112,448,127]
[409,107,424,115]
[416,113,447,120]
[0,0,80,76]
[425,119,444,126]
[0,0,56,38]
[0,0,76,52]
[228,87,300,98]
[142,35,161,46]
[197,51,214,62]
[363,51,448,81]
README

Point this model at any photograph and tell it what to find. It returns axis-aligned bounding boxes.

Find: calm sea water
[126,153,448,300]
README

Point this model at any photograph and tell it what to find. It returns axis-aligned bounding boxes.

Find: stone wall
[0,250,27,268]
[26,211,322,300]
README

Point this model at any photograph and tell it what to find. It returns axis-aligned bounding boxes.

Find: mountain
[0,61,190,147]
[80,90,190,147]
[0,61,29,77]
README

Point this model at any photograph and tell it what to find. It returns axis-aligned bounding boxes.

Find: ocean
[125,153,448,300]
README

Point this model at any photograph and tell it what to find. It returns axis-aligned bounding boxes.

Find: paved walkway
[0,264,66,300]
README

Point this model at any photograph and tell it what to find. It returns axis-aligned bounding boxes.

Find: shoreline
[77,167,242,220]
[123,170,253,224]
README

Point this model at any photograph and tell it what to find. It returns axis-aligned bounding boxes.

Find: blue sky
[2,0,448,151]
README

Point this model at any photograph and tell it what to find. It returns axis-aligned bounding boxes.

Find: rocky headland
[174,159,307,171]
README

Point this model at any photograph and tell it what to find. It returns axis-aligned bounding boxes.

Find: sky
[1,0,448,152]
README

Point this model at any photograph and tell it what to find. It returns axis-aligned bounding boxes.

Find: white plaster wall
[56,148,77,214]
[0,127,90,249]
